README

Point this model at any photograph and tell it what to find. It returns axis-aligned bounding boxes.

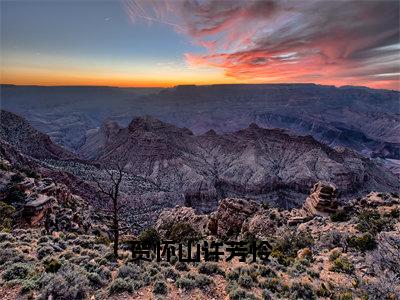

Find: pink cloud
[123,0,400,90]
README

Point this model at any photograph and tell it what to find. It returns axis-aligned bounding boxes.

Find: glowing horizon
[1,1,399,90]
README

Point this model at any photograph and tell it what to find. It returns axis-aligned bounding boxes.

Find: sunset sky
[1,0,399,90]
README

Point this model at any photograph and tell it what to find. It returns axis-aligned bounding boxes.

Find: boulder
[240,209,282,239]
[208,198,259,239]
[302,181,338,217]
[155,206,209,238]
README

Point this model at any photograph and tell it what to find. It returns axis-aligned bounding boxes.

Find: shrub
[0,201,15,231]
[389,208,399,219]
[138,227,160,248]
[176,273,213,291]
[0,248,24,265]
[95,266,112,281]
[0,232,15,242]
[87,272,104,287]
[270,249,292,266]
[37,245,54,260]
[94,236,111,246]
[109,278,133,294]
[176,276,196,291]
[198,262,225,276]
[329,250,341,261]
[258,278,282,293]
[4,187,25,205]
[227,269,240,281]
[11,173,24,183]
[348,233,376,252]
[192,273,213,290]
[168,222,200,242]
[175,261,189,271]
[0,160,11,171]
[229,287,258,300]
[117,263,141,280]
[330,209,350,222]
[337,291,353,300]
[272,231,314,265]
[40,265,89,300]
[321,230,348,250]
[43,258,62,273]
[238,274,253,289]
[290,282,316,300]
[356,209,392,234]
[259,266,277,278]
[330,257,354,274]
[21,168,40,179]
[162,267,180,280]
[2,263,31,281]
[153,280,168,295]
[21,277,40,294]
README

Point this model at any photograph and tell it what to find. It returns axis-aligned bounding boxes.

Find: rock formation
[302,181,339,217]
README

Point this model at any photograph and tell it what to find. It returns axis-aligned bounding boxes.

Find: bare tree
[91,161,125,258]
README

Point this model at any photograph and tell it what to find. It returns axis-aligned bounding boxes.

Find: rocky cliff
[81,116,399,212]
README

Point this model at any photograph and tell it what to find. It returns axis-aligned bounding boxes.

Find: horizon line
[1,82,399,92]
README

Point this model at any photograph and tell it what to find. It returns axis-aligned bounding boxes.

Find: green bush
[168,222,201,242]
[290,282,316,300]
[0,248,24,265]
[175,261,189,271]
[109,278,133,294]
[259,266,277,278]
[337,291,353,300]
[138,227,160,248]
[2,263,31,281]
[238,274,253,289]
[271,231,314,266]
[356,209,392,234]
[153,280,168,295]
[43,258,62,273]
[117,263,141,280]
[94,236,111,246]
[37,245,54,260]
[330,257,354,274]
[0,160,11,171]
[162,267,180,280]
[330,209,350,222]
[176,273,213,291]
[270,249,292,267]
[40,265,89,299]
[198,262,225,276]
[87,272,104,287]
[0,201,15,231]
[389,208,399,218]
[329,250,341,261]
[348,233,376,252]
[176,276,196,291]
[228,287,258,300]
[258,278,282,293]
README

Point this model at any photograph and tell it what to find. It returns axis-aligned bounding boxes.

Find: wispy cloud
[123,0,400,89]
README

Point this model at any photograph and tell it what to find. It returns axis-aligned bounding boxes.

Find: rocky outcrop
[155,198,262,239]
[155,206,209,238]
[208,198,260,238]
[302,181,339,217]
[240,209,284,239]
[0,110,75,160]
